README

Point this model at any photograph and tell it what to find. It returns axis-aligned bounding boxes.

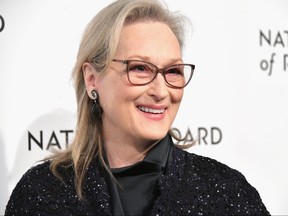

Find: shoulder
[174,147,254,191]
[9,161,61,194]
[10,160,73,193]
[5,161,76,215]
[167,147,270,215]
[20,161,57,182]
[5,160,111,216]
[173,146,244,180]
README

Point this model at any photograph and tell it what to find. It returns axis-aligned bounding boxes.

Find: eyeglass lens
[127,60,193,87]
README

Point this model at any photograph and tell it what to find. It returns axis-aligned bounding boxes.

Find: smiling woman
[5,0,270,215]
[83,21,186,161]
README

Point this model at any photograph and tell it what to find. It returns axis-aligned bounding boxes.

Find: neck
[105,137,158,168]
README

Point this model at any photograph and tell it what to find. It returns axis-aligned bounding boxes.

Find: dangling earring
[91,90,103,118]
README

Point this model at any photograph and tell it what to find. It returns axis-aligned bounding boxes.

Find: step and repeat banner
[0,0,287,215]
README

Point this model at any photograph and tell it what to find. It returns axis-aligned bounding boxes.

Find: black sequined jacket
[5,145,270,216]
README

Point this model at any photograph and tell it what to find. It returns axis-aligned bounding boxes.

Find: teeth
[138,106,165,114]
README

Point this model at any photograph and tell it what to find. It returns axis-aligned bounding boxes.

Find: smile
[137,106,165,114]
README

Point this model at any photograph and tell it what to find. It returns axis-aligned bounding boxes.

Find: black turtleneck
[108,134,172,216]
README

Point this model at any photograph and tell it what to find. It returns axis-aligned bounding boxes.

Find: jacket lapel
[84,160,113,215]
[150,145,186,215]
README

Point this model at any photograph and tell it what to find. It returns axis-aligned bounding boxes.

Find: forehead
[115,21,182,62]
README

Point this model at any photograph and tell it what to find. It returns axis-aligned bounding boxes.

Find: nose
[147,73,169,100]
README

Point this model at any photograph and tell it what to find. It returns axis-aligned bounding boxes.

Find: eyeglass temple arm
[112,59,128,65]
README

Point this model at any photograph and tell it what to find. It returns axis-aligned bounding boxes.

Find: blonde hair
[48,0,191,199]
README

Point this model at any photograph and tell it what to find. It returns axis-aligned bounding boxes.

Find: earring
[91,90,103,118]
[91,90,98,100]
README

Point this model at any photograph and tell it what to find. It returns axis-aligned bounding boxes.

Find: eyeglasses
[112,59,195,88]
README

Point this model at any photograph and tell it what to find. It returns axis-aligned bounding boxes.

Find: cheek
[99,79,135,111]
[171,90,184,104]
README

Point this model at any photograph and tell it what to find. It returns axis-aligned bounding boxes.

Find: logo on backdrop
[259,29,288,76]
[27,127,223,151]
[28,130,74,151]
[171,127,222,146]
[0,15,5,32]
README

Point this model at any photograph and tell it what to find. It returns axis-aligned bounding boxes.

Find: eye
[166,67,183,76]
[129,63,150,73]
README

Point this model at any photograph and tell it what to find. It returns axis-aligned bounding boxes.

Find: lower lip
[137,108,166,121]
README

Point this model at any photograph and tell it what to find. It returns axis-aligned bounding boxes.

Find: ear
[82,62,99,94]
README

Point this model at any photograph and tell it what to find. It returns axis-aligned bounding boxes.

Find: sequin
[5,145,270,215]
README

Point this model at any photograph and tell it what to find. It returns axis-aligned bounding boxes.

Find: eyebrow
[125,55,183,65]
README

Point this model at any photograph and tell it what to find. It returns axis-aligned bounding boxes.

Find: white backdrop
[1,0,288,215]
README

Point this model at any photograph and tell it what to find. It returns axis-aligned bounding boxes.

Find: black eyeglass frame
[112,59,195,89]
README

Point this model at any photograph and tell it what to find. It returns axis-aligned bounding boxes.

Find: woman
[5,0,269,215]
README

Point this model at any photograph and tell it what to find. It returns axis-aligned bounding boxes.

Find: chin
[143,129,168,142]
